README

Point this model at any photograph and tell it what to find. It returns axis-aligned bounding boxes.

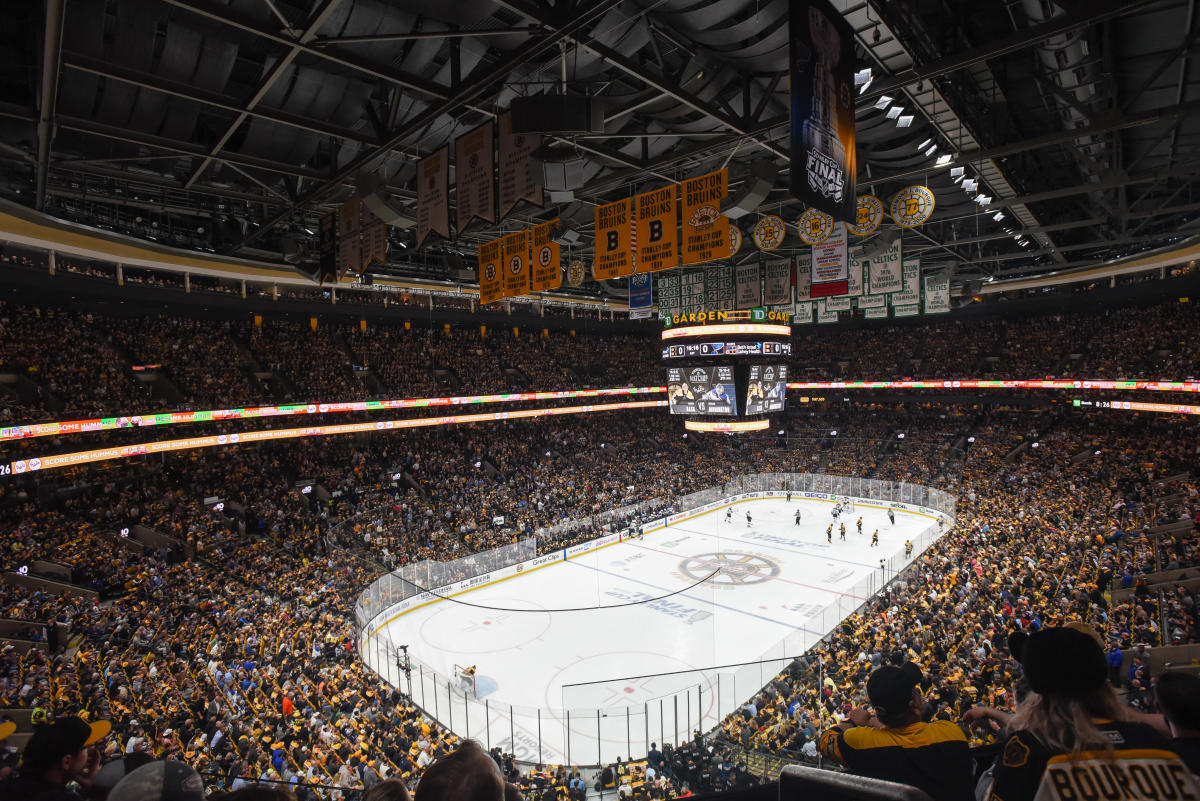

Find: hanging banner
[566,259,586,287]
[847,249,865,297]
[657,274,681,315]
[856,294,885,308]
[681,169,731,265]
[336,195,362,276]
[752,215,787,251]
[593,198,634,280]
[867,238,903,294]
[764,259,792,306]
[629,273,653,319]
[634,185,679,273]
[530,220,562,292]
[894,303,920,318]
[789,0,856,222]
[794,301,814,324]
[502,230,530,299]
[735,264,762,309]
[704,265,735,310]
[798,207,834,245]
[478,237,503,305]
[730,226,744,257]
[890,185,936,228]
[680,270,706,315]
[360,204,388,272]
[924,274,951,314]
[864,306,889,319]
[795,253,812,301]
[417,146,449,249]
[823,295,852,312]
[817,306,840,324]
[810,222,848,297]
[847,195,883,236]
[497,110,543,219]
[891,256,921,305]
[455,120,496,230]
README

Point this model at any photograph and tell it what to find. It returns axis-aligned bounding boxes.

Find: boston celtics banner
[891,256,921,306]
[789,0,856,222]
[924,274,951,314]
[867,238,903,294]
[764,259,792,306]
[735,263,762,309]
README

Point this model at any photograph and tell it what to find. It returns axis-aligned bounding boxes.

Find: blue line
[669,520,882,570]
[563,558,825,638]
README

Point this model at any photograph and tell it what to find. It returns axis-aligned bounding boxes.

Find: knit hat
[1010,626,1106,696]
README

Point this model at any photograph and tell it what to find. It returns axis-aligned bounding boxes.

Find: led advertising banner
[665,365,737,415]
[662,341,792,359]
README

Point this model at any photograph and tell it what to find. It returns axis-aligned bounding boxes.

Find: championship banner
[867,238,903,294]
[856,294,885,308]
[629,273,652,319]
[795,253,812,301]
[863,306,889,319]
[764,259,792,306]
[455,120,495,230]
[894,303,920,318]
[810,222,848,297]
[681,169,731,265]
[417,146,449,249]
[847,248,865,297]
[360,205,388,272]
[891,256,921,305]
[530,220,561,292]
[924,274,951,314]
[478,237,503,305]
[635,185,679,272]
[794,300,814,324]
[735,264,762,309]
[502,229,530,299]
[817,306,840,324]
[789,0,856,222]
[823,295,852,312]
[498,110,543,219]
[593,198,634,280]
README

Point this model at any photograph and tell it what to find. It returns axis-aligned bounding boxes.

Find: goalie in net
[832,497,855,517]
[454,664,477,696]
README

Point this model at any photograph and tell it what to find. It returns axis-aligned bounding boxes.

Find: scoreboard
[745,364,788,415]
[662,341,792,359]
[666,366,737,415]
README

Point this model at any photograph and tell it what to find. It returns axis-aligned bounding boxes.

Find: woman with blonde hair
[983,626,1197,801]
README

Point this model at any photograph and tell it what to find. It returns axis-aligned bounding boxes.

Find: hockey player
[826,524,833,543]
[746,510,752,527]
[786,491,792,503]
[905,540,913,558]
[888,509,895,526]
[794,509,802,526]
[871,530,879,547]
[856,517,863,535]
[839,522,846,540]
[725,508,733,523]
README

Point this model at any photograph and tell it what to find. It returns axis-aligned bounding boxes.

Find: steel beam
[229,0,627,253]
[35,0,65,211]
[184,0,348,188]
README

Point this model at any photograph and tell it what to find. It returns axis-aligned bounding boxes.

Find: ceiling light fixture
[918,138,932,150]
[992,212,1004,221]
[935,154,952,166]
[854,68,873,86]
[924,144,938,157]
[950,166,964,179]
[886,106,902,119]
[875,95,892,110]
[896,115,914,127]
[976,195,992,206]
[962,178,978,192]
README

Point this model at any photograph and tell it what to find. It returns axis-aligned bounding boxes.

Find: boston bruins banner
[530,220,561,292]
[789,0,856,222]
[477,237,503,305]
[593,197,634,280]
[681,169,731,265]
[635,185,679,272]
[502,229,530,298]
[417,146,450,249]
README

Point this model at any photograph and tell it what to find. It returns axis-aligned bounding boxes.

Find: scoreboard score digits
[662,341,792,359]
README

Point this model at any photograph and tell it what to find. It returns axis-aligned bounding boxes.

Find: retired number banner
[681,169,731,265]
[810,222,849,297]
[593,198,634,280]
[417,146,449,249]
[530,220,561,292]
[635,185,679,272]
[497,111,543,219]
[478,237,503,305]
[455,120,495,230]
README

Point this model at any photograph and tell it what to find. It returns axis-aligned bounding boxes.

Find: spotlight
[993,212,1005,221]
[924,144,938,157]
[854,68,873,86]
[918,139,932,151]
[897,433,905,439]
[896,115,913,127]
[886,106,902,120]
[962,178,978,193]
[830,430,838,436]
[976,195,992,206]
[967,436,976,443]
[1031,442,1039,448]
[935,154,952,166]
[875,95,892,110]
[950,167,965,180]
[474,461,482,468]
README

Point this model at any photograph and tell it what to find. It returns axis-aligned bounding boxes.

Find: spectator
[414,741,504,801]
[0,716,110,801]
[1155,671,1200,774]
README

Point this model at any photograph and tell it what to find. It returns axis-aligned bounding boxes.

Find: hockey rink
[362,496,944,765]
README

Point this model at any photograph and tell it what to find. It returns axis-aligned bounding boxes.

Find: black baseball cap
[20,716,111,777]
[108,760,206,801]
[1010,626,1106,697]
[866,662,924,718]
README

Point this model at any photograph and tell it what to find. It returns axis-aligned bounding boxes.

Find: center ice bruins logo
[677,552,780,587]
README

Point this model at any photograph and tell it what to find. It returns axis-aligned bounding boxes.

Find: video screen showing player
[745,364,788,414]
[664,366,736,415]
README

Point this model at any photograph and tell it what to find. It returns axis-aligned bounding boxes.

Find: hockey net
[453,664,477,696]
[836,497,856,515]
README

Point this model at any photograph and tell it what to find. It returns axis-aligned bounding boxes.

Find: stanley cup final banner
[789,0,856,223]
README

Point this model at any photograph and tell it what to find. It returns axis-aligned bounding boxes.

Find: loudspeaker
[511,95,606,134]
[356,172,414,228]
[723,159,778,220]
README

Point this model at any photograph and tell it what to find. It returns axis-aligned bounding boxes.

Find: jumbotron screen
[661,341,792,359]
[665,366,737,415]
[746,364,788,415]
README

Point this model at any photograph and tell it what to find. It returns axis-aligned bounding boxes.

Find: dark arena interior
[0,1,1200,800]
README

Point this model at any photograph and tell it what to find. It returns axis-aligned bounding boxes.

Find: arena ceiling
[0,0,1198,299]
